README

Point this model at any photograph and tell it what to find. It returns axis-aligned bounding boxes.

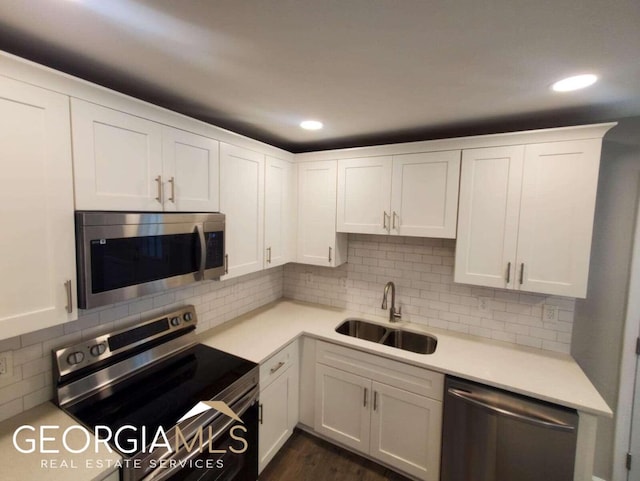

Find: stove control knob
[89,343,106,357]
[67,351,85,365]
[183,312,193,322]
[170,316,181,327]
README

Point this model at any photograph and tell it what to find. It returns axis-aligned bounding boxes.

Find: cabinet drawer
[260,340,299,389]
[316,340,444,401]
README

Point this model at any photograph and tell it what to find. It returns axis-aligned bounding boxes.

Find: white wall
[0,267,283,423]
[285,235,576,352]
[572,116,640,480]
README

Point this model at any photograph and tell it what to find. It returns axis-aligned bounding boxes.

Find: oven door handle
[141,386,259,481]
[195,224,206,281]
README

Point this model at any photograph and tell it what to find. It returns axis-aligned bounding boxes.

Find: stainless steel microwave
[76,211,225,309]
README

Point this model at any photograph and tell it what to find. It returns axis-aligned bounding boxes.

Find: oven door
[141,386,259,481]
[76,212,225,309]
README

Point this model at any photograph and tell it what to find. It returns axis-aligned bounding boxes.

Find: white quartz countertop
[199,299,612,417]
[0,402,121,481]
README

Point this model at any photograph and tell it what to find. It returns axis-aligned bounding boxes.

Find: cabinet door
[71,98,163,211]
[0,77,77,339]
[162,126,219,212]
[259,365,298,473]
[314,364,371,454]
[516,140,601,298]
[337,157,392,234]
[220,143,265,278]
[265,157,296,268]
[297,161,342,266]
[454,146,524,289]
[370,381,442,481]
[391,151,460,238]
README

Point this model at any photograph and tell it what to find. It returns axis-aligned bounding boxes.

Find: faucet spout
[381,281,402,322]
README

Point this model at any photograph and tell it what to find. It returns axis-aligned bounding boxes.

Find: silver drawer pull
[155,175,163,203]
[270,361,285,374]
[64,280,73,314]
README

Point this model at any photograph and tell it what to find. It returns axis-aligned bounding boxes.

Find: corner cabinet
[336,151,460,238]
[264,157,296,268]
[297,161,347,267]
[455,139,603,298]
[0,76,77,339]
[258,341,299,473]
[314,341,444,481]
[71,99,219,212]
[220,143,265,279]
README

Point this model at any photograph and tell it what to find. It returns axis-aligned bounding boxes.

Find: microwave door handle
[195,224,206,281]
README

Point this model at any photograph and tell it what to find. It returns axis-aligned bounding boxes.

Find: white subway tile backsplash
[284,234,575,354]
[0,267,283,423]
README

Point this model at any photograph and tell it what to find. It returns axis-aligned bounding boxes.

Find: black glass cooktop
[67,344,256,453]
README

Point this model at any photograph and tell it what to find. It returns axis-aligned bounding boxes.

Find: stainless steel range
[53,306,259,481]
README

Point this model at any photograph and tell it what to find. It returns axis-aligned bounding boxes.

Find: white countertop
[0,402,121,481]
[199,299,612,417]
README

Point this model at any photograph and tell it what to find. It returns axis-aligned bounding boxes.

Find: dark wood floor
[259,429,411,481]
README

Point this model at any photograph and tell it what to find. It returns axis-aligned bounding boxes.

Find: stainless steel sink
[335,318,388,342]
[335,318,437,354]
[381,329,438,354]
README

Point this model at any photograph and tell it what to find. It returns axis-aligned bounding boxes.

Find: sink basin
[335,318,437,354]
[335,318,388,342]
[381,329,438,354]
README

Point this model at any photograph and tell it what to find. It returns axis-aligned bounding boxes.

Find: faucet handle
[393,305,402,320]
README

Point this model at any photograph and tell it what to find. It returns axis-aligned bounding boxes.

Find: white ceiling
[1,0,639,152]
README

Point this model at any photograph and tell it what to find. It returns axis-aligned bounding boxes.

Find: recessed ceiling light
[300,120,323,130]
[551,74,598,92]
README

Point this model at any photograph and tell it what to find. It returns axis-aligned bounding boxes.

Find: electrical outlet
[543,304,559,322]
[478,297,492,314]
[340,278,348,289]
[0,351,13,377]
[304,272,313,285]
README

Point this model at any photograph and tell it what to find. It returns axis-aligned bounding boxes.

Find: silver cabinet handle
[519,263,525,285]
[364,387,368,407]
[328,246,332,263]
[383,211,389,231]
[373,391,378,411]
[506,262,512,284]
[270,361,285,374]
[168,176,175,203]
[266,247,272,264]
[224,254,229,274]
[259,403,263,425]
[447,388,575,432]
[392,211,398,230]
[64,280,73,314]
[155,175,163,204]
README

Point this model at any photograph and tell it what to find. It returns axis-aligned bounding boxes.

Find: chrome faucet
[381,281,402,322]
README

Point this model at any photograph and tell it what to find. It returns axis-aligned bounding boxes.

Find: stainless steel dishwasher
[441,377,579,481]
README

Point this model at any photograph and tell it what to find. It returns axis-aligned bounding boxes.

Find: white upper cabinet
[71,99,164,211]
[391,151,461,237]
[336,151,460,238]
[72,99,221,213]
[220,143,265,279]
[455,146,524,289]
[455,139,603,298]
[297,161,347,267]
[516,140,601,297]
[161,126,219,212]
[337,157,392,235]
[0,77,77,339]
[265,157,296,268]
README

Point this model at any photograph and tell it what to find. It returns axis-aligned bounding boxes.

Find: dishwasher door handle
[447,387,576,432]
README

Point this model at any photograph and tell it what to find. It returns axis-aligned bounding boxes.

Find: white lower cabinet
[258,341,299,473]
[314,341,443,481]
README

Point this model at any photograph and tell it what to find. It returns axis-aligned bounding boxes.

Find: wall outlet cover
[0,350,14,379]
[543,304,559,322]
[478,297,492,314]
